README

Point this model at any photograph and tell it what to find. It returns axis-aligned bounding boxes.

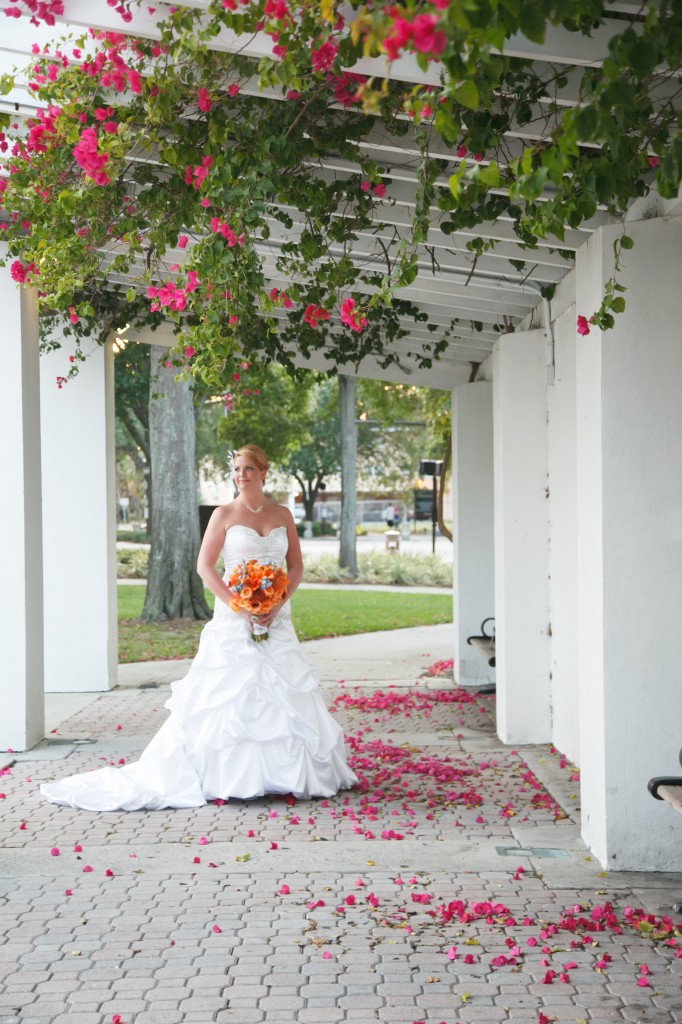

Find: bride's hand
[253,609,277,628]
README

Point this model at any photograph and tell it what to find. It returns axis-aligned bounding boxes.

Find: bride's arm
[196,508,234,607]
[282,514,303,599]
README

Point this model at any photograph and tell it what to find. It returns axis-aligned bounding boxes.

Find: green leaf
[629,38,659,78]
[478,162,500,188]
[574,106,599,141]
[453,81,479,111]
[519,4,547,45]
[125,287,136,302]
[620,235,634,249]
[610,296,626,313]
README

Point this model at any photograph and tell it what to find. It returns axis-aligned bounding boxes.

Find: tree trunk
[437,430,453,543]
[338,373,357,576]
[142,351,211,621]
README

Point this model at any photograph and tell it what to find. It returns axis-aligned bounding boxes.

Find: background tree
[338,373,358,576]
[283,378,342,523]
[141,349,211,622]
[115,341,152,535]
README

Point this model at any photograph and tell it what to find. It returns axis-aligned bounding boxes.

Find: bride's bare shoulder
[273,502,295,524]
[210,504,235,528]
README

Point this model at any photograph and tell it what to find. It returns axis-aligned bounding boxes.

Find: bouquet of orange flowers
[227,559,289,642]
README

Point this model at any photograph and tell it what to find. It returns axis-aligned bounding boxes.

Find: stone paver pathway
[1,637,681,1024]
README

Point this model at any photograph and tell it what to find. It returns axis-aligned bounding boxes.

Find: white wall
[576,216,682,869]
[493,330,552,743]
[0,256,44,751]
[452,382,495,685]
[40,336,117,692]
[547,304,580,764]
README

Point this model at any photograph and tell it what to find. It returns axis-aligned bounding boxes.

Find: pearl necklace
[241,497,264,514]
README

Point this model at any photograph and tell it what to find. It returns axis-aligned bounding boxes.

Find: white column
[0,256,44,750]
[40,335,117,692]
[493,330,551,743]
[547,304,580,764]
[452,381,495,686]
[576,216,682,870]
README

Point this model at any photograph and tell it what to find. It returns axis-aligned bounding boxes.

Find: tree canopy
[1,0,680,389]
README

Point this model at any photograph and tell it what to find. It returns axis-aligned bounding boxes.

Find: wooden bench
[648,746,682,912]
[467,617,496,668]
[648,746,682,815]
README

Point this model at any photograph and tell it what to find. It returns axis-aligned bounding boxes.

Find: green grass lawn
[118,585,452,663]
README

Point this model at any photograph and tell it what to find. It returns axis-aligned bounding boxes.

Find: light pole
[418,459,443,555]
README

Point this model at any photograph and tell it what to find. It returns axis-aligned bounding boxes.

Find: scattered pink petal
[50,847,60,856]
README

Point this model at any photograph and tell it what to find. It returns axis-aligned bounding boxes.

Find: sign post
[418,460,443,554]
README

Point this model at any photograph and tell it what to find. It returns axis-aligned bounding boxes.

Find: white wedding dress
[41,525,358,811]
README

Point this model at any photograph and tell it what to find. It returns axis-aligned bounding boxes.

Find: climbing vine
[0,0,680,386]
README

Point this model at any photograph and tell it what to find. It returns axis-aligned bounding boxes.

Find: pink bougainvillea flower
[311,39,338,72]
[577,315,591,335]
[105,869,114,877]
[648,155,660,168]
[193,856,201,864]
[322,951,332,959]
[197,87,212,112]
[212,924,222,933]
[198,836,208,845]
[279,884,290,895]
[82,865,93,873]
[340,297,368,333]
[111,1016,122,1024]
[177,234,189,248]
[65,889,73,896]
[372,183,386,198]
[50,847,60,856]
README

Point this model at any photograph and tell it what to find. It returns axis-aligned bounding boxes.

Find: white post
[493,330,551,743]
[0,256,45,750]
[452,382,495,686]
[40,335,117,692]
[576,216,682,870]
[546,304,580,764]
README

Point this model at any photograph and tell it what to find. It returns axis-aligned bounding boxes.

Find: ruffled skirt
[40,601,357,811]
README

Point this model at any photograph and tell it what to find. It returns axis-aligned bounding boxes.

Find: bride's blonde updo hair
[233,444,269,472]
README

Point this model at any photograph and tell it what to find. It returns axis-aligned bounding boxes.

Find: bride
[41,444,358,811]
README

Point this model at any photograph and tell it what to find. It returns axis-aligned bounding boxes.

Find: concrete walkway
[2,624,682,1024]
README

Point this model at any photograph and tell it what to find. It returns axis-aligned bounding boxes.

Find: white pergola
[2,1,682,872]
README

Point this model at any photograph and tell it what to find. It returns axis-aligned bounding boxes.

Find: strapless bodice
[222,524,288,574]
